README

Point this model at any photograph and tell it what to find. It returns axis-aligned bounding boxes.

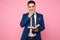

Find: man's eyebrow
[32,6,34,7]
[28,6,31,7]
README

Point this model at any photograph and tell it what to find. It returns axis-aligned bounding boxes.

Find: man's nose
[30,7,33,9]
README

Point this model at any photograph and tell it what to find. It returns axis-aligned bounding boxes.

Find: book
[28,24,40,29]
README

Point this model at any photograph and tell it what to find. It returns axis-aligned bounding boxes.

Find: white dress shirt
[28,12,37,37]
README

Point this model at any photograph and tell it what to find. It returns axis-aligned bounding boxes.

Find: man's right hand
[28,11,34,17]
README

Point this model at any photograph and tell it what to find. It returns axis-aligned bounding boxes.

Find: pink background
[0,0,60,40]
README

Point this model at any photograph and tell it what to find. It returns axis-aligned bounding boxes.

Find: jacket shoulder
[23,13,28,16]
[36,12,43,16]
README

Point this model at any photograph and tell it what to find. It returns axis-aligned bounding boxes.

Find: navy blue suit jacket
[20,12,45,40]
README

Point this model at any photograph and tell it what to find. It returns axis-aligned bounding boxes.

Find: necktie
[32,15,35,27]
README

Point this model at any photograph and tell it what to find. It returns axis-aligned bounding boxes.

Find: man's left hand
[33,28,38,32]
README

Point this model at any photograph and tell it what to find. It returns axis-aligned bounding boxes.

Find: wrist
[28,15,31,18]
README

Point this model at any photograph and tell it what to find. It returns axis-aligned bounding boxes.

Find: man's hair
[27,0,36,6]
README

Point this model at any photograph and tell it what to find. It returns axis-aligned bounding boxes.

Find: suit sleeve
[20,14,30,28]
[38,15,45,32]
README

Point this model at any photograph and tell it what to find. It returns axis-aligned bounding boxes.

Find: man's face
[28,3,36,13]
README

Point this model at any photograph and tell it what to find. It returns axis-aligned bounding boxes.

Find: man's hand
[28,11,34,17]
[32,28,38,32]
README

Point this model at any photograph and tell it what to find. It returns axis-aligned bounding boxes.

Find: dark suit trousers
[27,36,36,40]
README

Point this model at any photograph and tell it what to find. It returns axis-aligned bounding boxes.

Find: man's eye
[28,6,31,8]
[32,6,34,7]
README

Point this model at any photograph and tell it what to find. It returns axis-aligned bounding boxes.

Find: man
[20,0,45,40]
